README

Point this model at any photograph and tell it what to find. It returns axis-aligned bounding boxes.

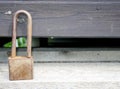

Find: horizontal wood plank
[0,0,120,37]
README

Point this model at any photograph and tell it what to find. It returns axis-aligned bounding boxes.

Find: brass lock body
[8,10,33,80]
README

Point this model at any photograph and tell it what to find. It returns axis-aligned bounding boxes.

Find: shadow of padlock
[8,10,33,80]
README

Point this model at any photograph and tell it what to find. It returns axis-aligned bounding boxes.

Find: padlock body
[8,56,33,80]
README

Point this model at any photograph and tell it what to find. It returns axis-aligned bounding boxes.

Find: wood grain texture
[8,56,33,80]
[1,0,120,37]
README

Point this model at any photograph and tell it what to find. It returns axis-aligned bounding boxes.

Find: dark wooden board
[0,0,120,37]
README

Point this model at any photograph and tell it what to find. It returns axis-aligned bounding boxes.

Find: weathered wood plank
[2,48,120,63]
[0,1,120,37]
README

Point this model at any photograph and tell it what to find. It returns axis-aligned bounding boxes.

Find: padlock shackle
[11,10,32,58]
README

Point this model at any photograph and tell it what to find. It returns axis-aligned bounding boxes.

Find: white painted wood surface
[1,63,120,89]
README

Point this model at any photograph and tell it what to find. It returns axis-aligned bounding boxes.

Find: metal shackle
[11,10,32,58]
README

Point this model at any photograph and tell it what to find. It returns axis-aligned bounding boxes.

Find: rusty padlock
[8,10,33,80]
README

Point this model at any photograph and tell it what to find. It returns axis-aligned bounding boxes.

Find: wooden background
[0,0,120,37]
